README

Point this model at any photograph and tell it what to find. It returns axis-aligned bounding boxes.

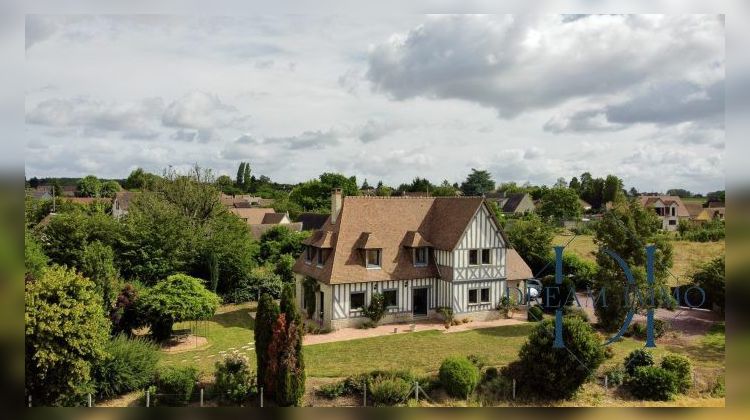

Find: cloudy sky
[24,14,724,193]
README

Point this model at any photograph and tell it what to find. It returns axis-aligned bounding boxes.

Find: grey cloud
[356,119,399,143]
[162,91,240,130]
[546,80,724,133]
[367,15,724,119]
[266,129,339,150]
[26,16,59,50]
[26,96,164,140]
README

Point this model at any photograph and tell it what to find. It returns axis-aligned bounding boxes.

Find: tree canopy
[460,169,495,196]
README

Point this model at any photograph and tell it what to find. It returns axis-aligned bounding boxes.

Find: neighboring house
[707,200,725,208]
[638,195,690,231]
[297,212,330,231]
[485,192,535,214]
[229,207,299,239]
[579,199,592,212]
[694,207,725,224]
[293,189,533,330]
[684,202,705,220]
[28,186,52,200]
[112,191,137,218]
[62,186,77,197]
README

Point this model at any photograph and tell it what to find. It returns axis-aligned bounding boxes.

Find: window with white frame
[366,249,381,268]
[480,288,490,303]
[469,249,479,265]
[468,289,478,304]
[350,292,365,311]
[383,289,398,308]
[304,246,314,263]
[414,247,428,266]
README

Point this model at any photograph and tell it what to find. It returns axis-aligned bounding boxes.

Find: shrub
[467,354,487,370]
[623,349,654,375]
[629,319,670,340]
[214,354,256,405]
[110,283,145,336]
[660,354,692,393]
[540,274,576,311]
[363,293,387,324]
[625,366,678,401]
[527,305,544,322]
[477,374,514,402]
[369,377,411,406]
[511,317,606,400]
[562,306,590,322]
[154,366,199,406]
[317,381,346,399]
[439,356,481,398]
[436,307,454,327]
[604,366,625,386]
[93,335,159,400]
[496,296,516,318]
[484,367,499,381]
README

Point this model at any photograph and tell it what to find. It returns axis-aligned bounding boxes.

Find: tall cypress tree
[276,283,305,406]
[254,293,280,394]
[236,162,246,189]
[243,162,252,192]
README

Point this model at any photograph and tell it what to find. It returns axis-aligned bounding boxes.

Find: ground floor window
[669,219,677,225]
[383,289,398,307]
[468,289,478,304]
[480,287,490,303]
[350,291,365,311]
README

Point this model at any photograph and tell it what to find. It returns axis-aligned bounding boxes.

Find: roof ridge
[344,195,482,199]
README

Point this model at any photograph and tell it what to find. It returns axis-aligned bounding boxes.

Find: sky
[24,14,725,193]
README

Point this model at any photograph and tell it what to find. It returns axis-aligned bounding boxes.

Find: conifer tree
[254,293,280,394]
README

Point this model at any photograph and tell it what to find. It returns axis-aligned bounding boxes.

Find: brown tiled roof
[293,196,511,284]
[506,249,533,280]
[402,231,433,248]
[707,201,724,208]
[297,212,330,231]
[684,202,704,218]
[229,207,276,224]
[303,230,335,248]
[64,197,110,205]
[638,195,690,217]
[261,213,287,224]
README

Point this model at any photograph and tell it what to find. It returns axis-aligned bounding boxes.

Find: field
[552,234,725,284]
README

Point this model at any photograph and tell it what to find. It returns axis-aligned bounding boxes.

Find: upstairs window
[366,249,381,269]
[481,249,491,265]
[469,249,479,265]
[414,247,428,267]
[317,249,327,266]
[304,246,314,263]
[350,292,365,311]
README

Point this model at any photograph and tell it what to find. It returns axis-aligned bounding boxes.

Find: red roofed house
[293,189,532,330]
[638,195,691,231]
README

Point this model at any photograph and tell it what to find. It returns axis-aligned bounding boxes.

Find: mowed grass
[553,234,725,284]
[160,301,257,373]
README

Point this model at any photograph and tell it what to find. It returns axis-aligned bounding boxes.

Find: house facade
[638,195,690,231]
[293,190,532,330]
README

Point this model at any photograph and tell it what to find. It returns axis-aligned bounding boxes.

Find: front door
[318,291,324,321]
[412,288,428,316]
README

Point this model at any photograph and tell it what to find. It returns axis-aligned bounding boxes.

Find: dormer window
[305,246,314,264]
[414,247,428,267]
[366,249,381,269]
[317,248,327,267]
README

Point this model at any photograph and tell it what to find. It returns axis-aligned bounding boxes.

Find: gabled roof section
[262,212,287,224]
[501,193,527,213]
[638,195,690,217]
[403,231,433,248]
[297,212,329,231]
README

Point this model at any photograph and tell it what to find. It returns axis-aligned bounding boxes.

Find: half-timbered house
[293,189,533,330]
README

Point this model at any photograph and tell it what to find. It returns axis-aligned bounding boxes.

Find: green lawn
[552,234,725,284]
[160,302,257,373]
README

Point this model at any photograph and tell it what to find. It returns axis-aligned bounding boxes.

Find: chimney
[331,188,342,224]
